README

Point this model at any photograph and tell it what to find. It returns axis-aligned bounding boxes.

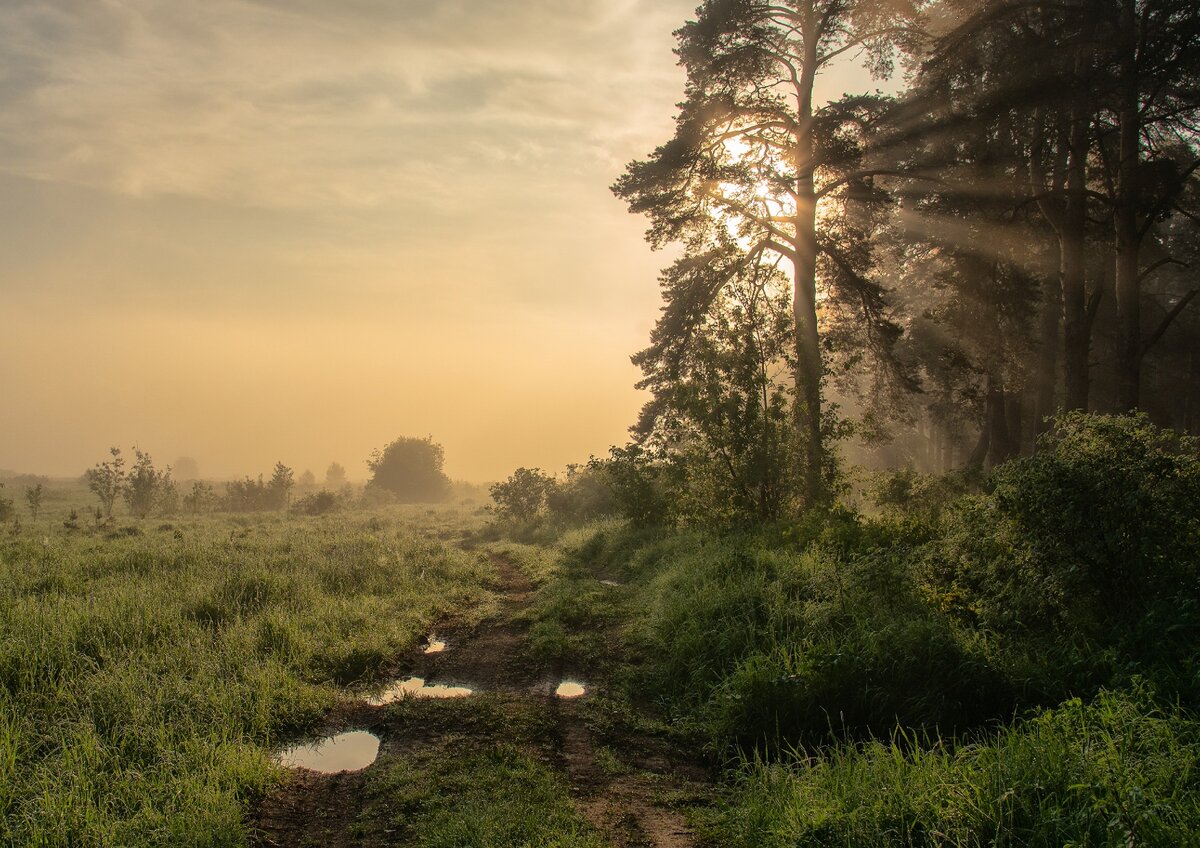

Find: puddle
[275,731,380,773]
[368,677,473,705]
[556,681,587,699]
[599,580,622,587]
[423,636,447,654]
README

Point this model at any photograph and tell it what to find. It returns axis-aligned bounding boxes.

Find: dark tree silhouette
[614,0,920,505]
[366,437,451,503]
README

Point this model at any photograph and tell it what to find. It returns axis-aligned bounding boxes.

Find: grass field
[5,453,1200,847]
[0,492,496,846]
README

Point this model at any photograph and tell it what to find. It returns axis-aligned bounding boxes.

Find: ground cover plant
[361,693,609,848]
[501,414,1200,846]
[699,686,1200,847]
[0,506,493,846]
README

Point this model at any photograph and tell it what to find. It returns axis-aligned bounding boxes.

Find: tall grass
[0,508,493,846]
[572,527,1004,747]
[700,687,1200,847]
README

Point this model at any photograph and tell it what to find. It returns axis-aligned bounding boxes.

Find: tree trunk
[1062,112,1091,410]
[1036,272,1061,432]
[1114,0,1142,411]
[985,375,1017,468]
[793,28,825,507]
[794,211,824,505]
[967,417,989,468]
[1188,333,1199,435]
[1005,391,1025,457]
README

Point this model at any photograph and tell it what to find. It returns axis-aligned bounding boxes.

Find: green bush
[590,445,669,527]
[366,436,451,503]
[922,413,1200,699]
[290,489,341,516]
[489,467,556,524]
[545,463,617,522]
[600,525,1000,747]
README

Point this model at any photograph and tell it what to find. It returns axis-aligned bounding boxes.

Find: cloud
[0,0,700,481]
[0,0,694,213]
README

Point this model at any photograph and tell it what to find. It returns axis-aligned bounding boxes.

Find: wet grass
[11,464,1198,847]
[696,687,1200,847]
[0,506,494,846]
[367,742,606,847]
[516,518,1200,847]
[361,694,605,847]
[504,521,635,672]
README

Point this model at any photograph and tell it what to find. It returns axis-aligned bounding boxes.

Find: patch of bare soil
[253,768,380,848]
[248,553,710,848]
[557,714,702,848]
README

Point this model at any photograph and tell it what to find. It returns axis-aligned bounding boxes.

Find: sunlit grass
[0,507,493,846]
[697,687,1200,847]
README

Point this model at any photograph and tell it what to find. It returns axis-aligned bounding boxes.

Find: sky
[0,0,884,483]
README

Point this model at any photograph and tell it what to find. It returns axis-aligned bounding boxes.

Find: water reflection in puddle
[368,677,473,705]
[275,731,380,773]
[556,681,586,698]
[423,636,447,654]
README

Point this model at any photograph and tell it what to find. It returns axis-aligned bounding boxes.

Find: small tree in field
[298,469,316,488]
[24,484,44,520]
[183,481,216,515]
[267,462,294,509]
[225,477,269,512]
[490,467,557,523]
[366,437,451,503]
[157,478,179,517]
[85,447,126,518]
[325,462,348,488]
[123,448,173,519]
[0,484,13,523]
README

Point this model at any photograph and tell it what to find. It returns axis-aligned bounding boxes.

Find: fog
[0,0,886,482]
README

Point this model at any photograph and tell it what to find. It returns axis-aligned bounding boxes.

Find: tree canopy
[366,437,451,503]
[615,0,921,507]
[614,0,1200,519]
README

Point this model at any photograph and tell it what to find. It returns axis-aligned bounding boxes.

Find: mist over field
[3,1,1200,846]
[0,1,890,484]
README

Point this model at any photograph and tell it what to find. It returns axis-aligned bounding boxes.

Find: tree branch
[1142,290,1200,358]
[1137,256,1187,284]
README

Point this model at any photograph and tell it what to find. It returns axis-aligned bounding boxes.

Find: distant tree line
[76,436,452,521]
[612,0,1200,519]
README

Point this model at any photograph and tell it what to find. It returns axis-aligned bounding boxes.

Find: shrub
[267,462,294,509]
[291,490,341,516]
[123,448,174,519]
[182,482,216,515]
[85,447,126,518]
[620,527,1003,746]
[590,445,669,527]
[366,437,451,503]
[868,466,974,524]
[545,464,617,522]
[224,477,272,512]
[24,484,44,520]
[925,413,1200,642]
[703,686,1200,848]
[490,468,557,523]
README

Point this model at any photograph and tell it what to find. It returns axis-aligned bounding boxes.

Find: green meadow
[0,501,494,846]
[4,413,1200,847]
